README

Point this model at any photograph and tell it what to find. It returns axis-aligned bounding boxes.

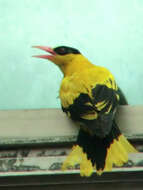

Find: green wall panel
[0,0,143,109]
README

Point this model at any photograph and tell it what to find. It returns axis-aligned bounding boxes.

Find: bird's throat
[60,55,93,77]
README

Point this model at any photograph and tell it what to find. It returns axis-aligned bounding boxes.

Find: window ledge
[0,106,142,189]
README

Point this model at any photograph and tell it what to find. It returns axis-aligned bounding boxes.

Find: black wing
[62,84,120,138]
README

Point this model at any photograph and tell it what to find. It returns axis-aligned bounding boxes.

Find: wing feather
[60,67,120,137]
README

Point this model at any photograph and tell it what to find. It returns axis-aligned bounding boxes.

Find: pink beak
[32,46,56,60]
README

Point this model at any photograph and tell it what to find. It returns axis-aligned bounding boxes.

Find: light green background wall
[0,0,143,109]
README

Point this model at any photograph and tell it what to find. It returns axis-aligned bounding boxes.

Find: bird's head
[33,45,92,75]
[33,45,81,65]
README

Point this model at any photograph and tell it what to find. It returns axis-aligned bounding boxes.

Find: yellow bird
[33,45,137,176]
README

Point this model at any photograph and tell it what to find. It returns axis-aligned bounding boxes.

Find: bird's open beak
[32,46,57,60]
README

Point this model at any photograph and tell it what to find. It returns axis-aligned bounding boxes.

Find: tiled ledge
[0,106,142,189]
[0,170,143,190]
[0,106,143,147]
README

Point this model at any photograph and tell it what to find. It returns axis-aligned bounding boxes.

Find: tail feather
[77,120,122,170]
[62,120,137,176]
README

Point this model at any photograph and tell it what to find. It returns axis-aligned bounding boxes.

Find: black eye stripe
[54,46,80,55]
[58,48,67,55]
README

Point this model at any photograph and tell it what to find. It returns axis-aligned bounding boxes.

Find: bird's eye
[54,47,68,55]
[58,48,66,55]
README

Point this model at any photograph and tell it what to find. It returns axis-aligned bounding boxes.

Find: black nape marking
[53,46,81,55]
